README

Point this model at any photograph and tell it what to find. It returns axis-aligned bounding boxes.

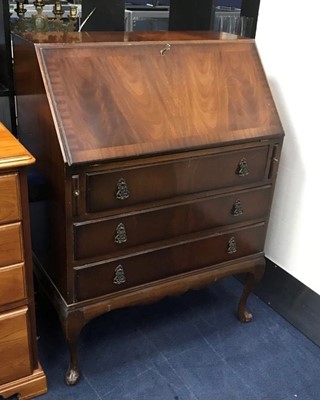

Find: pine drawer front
[86,146,269,213]
[75,223,266,301]
[0,174,21,223]
[0,223,23,267]
[74,186,272,261]
[0,307,32,385]
[0,263,26,306]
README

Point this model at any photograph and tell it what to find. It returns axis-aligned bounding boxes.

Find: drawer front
[75,186,272,261]
[0,307,32,385]
[86,146,269,213]
[0,223,24,267]
[0,174,21,223]
[75,223,266,301]
[0,263,26,306]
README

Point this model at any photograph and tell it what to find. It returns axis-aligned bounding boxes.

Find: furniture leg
[65,334,80,386]
[60,310,86,386]
[238,261,265,322]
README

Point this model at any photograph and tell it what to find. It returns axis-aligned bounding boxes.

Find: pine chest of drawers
[13,31,284,385]
[0,123,47,399]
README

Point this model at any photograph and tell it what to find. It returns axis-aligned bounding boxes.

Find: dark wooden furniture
[0,0,16,132]
[13,30,284,386]
[0,122,47,400]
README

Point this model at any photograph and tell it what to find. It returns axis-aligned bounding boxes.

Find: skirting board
[253,258,320,348]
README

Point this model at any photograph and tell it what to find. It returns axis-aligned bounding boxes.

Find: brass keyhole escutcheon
[113,265,126,285]
[116,178,130,200]
[237,158,249,177]
[114,223,127,244]
[231,199,244,217]
[227,236,237,255]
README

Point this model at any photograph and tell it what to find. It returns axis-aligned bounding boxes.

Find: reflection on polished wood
[0,174,21,223]
[13,31,284,386]
[0,122,47,399]
[32,33,282,164]
[0,125,34,168]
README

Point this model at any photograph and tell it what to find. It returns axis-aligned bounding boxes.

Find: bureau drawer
[0,263,26,306]
[75,223,266,301]
[86,146,269,213]
[0,306,32,385]
[0,174,21,223]
[75,186,272,261]
[0,223,24,267]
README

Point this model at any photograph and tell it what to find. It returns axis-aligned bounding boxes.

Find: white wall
[256,0,320,294]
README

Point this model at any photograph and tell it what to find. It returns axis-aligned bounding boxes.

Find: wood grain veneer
[34,39,282,164]
[0,122,47,399]
[12,31,284,387]
[0,263,26,306]
[0,174,21,222]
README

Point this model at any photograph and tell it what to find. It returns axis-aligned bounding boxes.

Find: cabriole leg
[60,310,85,386]
[238,261,265,323]
[65,334,80,386]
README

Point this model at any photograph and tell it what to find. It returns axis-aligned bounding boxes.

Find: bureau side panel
[13,36,71,301]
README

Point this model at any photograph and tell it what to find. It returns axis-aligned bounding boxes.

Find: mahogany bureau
[0,122,47,399]
[12,31,284,385]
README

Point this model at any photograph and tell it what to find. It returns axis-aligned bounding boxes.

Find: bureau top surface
[23,31,283,165]
[0,123,35,169]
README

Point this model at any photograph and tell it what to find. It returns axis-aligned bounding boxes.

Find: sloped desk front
[13,31,284,385]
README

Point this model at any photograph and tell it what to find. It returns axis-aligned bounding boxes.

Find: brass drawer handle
[113,265,126,285]
[231,199,243,217]
[114,223,127,244]
[116,178,130,200]
[227,236,237,255]
[237,158,249,177]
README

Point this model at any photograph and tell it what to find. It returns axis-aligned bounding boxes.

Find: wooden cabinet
[13,30,284,386]
[0,123,47,399]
